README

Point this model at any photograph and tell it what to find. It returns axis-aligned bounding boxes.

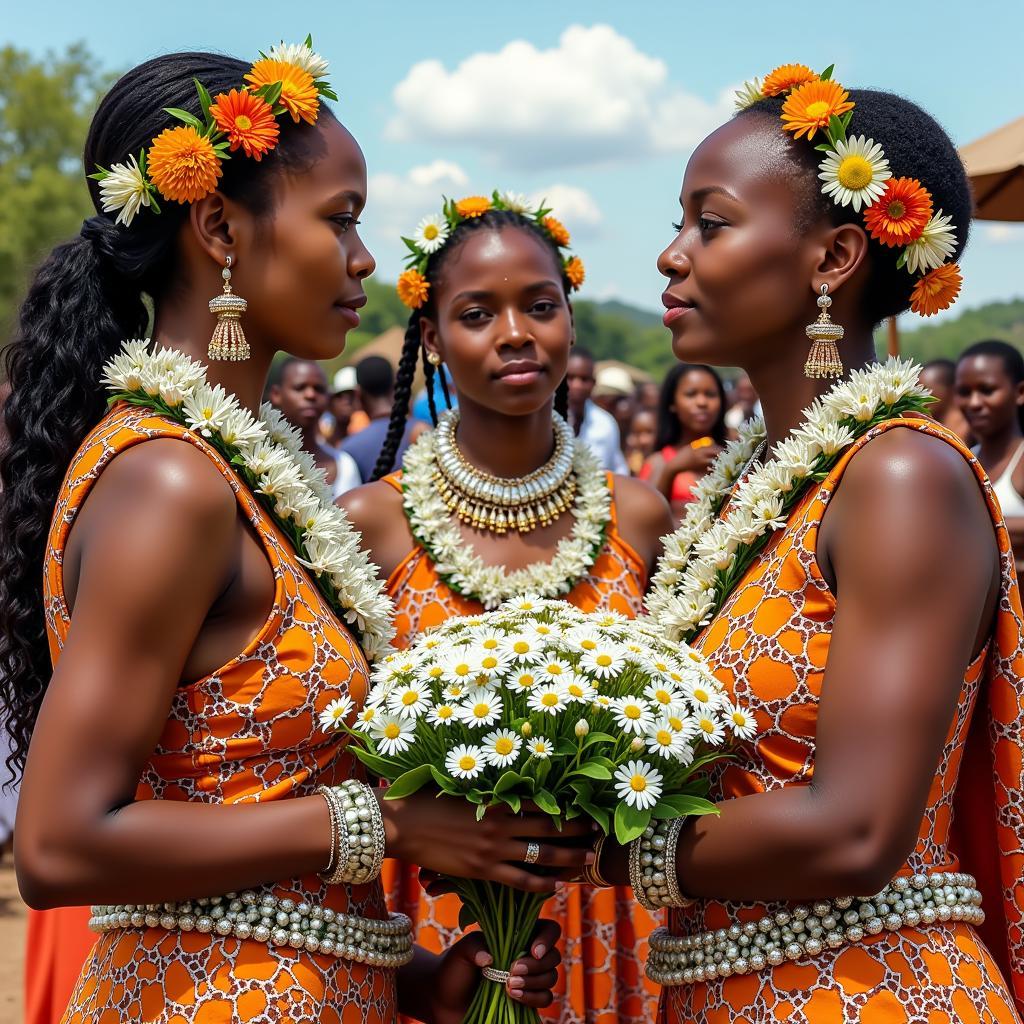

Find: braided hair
[370,209,573,480]
[0,52,337,774]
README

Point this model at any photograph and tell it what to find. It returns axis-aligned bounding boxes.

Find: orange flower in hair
[147,126,222,203]
[762,63,818,98]
[246,59,319,125]
[455,195,492,219]
[565,257,585,290]
[863,177,933,247]
[543,216,570,247]
[781,80,854,140]
[397,269,430,309]
[910,263,962,317]
[210,89,280,160]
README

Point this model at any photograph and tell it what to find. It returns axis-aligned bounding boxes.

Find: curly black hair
[0,52,336,775]
[738,89,971,325]
[370,209,573,481]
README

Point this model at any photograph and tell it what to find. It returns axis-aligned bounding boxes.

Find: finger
[530,918,562,960]
[510,988,554,1008]
[514,841,595,870]
[443,933,492,997]
[510,945,560,977]
[509,969,559,993]
[510,811,598,838]
[491,864,561,893]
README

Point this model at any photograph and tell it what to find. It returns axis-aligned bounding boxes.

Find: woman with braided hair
[340,194,674,1023]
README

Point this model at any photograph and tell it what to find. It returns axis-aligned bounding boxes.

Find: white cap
[331,366,358,394]
[593,365,635,398]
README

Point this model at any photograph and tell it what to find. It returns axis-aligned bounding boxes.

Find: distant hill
[593,299,662,329]
[885,299,1024,362]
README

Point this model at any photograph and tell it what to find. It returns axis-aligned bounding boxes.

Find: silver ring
[524,841,541,865]
[482,966,511,985]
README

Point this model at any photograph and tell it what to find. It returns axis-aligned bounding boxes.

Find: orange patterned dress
[381,470,660,1024]
[48,403,397,1024]
[661,419,1024,1024]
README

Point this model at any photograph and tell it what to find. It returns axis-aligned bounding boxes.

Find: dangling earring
[426,350,442,367]
[208,256,250,362]
[804,283,844,379]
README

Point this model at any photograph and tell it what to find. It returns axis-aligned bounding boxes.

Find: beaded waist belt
[90,888,415,968]
[647,870,983,986]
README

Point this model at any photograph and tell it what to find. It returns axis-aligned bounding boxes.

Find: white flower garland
[646,358,932,643]
[101,340,395,659]
[400,422,613,609]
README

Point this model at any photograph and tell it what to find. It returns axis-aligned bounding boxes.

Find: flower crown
[734,63,961,318]
[89,37,337,229]
[396,191,586,310]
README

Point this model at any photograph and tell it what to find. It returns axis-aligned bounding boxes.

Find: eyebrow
[451,280,562,303]
[690,185,739,203]
[326,189,365,206]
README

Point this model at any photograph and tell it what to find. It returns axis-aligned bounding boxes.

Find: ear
[268,383,281,404]
[809,221,870,298]
[419,315,442,363]
[567,299,576,347]
[1015,381,1024,408]
[188,192,256,268]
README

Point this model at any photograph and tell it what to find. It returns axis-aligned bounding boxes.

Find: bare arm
[610,474,674,582]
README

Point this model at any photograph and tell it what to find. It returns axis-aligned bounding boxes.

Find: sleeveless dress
[48,403,396,1024]
[381,470,660,1024]
[660,418,1024,1024]
[986,440,1024,519]
[639,447,701,507]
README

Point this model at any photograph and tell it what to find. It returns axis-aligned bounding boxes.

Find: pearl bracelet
[90,889,414,968]
[318,780,386,886]
[647,870,984,985]
[630,818,693,912]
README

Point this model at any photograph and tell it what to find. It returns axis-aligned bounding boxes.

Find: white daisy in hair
[457,691,504,729]
[580,643,627,680]
[97,155,152,227]
[427,703,457,727]
[818,134,891,212]
[614,760,663,810]
[482,728,522,768]
[318,696,354,732]
[726,705,757,741]
[412,213,450,254]
[610,696,654,736]
[644,721,694,763]
[446,744,486,780]
[387,683,431,720]
[370,715,416,756]
[529,684,567,716]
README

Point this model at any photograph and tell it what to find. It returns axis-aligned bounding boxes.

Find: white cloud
[367,159,469,237]
[984,224,1024,244]
[531,184,602,237]
[386,24,733,170]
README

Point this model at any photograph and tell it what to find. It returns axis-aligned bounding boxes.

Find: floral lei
[645,359,933,643]
[101,340,395,659]
[735,62,961,317]
[399,411,613,608]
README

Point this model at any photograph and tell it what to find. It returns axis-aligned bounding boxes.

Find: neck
[301,423,323,452]
[747,328,877,450]
[977,428,1024,462]
[454,397,558,478]
[152,302,271,415]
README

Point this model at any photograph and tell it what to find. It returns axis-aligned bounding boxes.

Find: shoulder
[337,479,414,580]
[613,474,673,533]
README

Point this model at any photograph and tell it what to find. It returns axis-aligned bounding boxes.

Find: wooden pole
[887,315,900,357]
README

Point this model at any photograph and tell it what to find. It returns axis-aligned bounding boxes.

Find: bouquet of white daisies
[328,597,752,1024]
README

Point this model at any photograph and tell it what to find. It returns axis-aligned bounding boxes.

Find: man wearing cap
[324,365,369,450]
[592,365,638,464]
[566,348,629,475]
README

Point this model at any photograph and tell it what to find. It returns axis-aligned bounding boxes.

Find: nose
[499,307,532,349]
[657,237,690,281]
[349,234,376,281]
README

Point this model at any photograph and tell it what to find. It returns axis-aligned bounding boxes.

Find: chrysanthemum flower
[510,670,538,691]
[353,705,380,733]
[97,155,152,227]
[565,257,586,290]
[645,682,684,712]
[903,210,958,275]
[148,126,222,204]
[210,89,280,160]
[414,214,449,254]
[818,135,891,212]
[318,696,354,732]
[762,63,818,98]
[581,646,625,679]
[781,80,854,141]
[397,269,430,309]
[246,58,320,125]
[455,195,492,219]
[482,728,522,768]
[267,40,330,79]
[499,633,544,663]
[733,77,765,112]
[863,178,933,248]
[614,760,663,810]
[910,263,962,317]
[543,215,570,247]
[446,744,486,779]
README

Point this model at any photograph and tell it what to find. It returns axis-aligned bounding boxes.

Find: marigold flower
[781,79,854,141]
[397,269,430,309]
[148,126,222,204]
[543,215,570,247]
[565,256,586,290]
[245,58,319,125]
[762,63,818,97]
[455,195,492,219]
[863,177,933,247]
[210,89,280,160]
[909,263,962,317]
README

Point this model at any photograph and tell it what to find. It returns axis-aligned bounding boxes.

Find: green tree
[0,43,112,334]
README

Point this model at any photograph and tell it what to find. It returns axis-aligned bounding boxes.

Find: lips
[496,359,544,385]
[335,293,367,327]
[662,291,696,327]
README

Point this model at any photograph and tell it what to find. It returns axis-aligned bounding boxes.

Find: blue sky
[8,0,1023,326]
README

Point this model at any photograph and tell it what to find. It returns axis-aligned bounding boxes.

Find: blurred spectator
[268,358,361,498]
[566,348,628,474]
[322,366,363,449]
[341,356,417,483]
[625,408,657,475]
[640,363,728,521]
[920,358,972,442]
[593,365,637,464]
[956,341,1024,570]
[638,381,660,413]
[725,372,759,431]
[412,363,457,424]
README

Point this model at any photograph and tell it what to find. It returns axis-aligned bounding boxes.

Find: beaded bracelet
[317,781,386,886]
[629,818,694,912]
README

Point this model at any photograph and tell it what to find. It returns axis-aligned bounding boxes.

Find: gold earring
[208,256,250,362]
[804,284,843,379]
[426,351,442,367]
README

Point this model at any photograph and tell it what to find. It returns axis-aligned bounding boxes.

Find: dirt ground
[0,851,24,1023]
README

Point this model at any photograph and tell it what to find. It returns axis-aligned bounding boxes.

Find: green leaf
[348,746,402,779]
[493,771,523,795]
[429,765,461,796]
[582,731,616,749]
[163,107,204,130]
[532,788,561,816]
[841,110,855,130]
[819,64,835,82]
[555,737,577,756]
[896,250,909,270]
[193,77,213,121]
[502,793,522,814]
[574,796,610,835]
[651,794,719,820]
[475,803,487,820]
[828,115,846,142]
[147,191,162,215]
[87,169,108,181]
[614,801,651,845]
[569,762,613,781]
[383,764,434,800]
[304,32,314,48]
[262,81,283,106]
[318,85,339,102]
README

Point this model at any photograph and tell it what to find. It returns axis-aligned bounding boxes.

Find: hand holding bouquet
[333,598,753,1022]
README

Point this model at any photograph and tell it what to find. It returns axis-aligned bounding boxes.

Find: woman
[625,407,657,475]
[639,363,727,520]
[0,48,584,1024]
[957,340,1024,570]
[594,66,1024,1021]
[341,194,674,1023]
